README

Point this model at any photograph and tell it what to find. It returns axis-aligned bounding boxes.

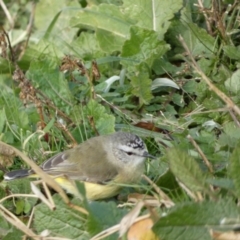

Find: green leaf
[96,28,126,53]
[34,195,88,239]
[87,201,127,238]
[71,4,131,44]
[35,0,78,42]
[167,147,211,194]
[83,99,115,134]
[223,45,240,60]
[167,6,216,57]
[130,70,153,105]
[153,199,239,240]
[225,69,240,94]
[0,109,6,133]
[71,32,102,59]
[15,199,25,215]
[122,0,183,39]
[229,144,240,197]
[26,59,72,108]
[218,122,240,148]
[151,78,180,90]
[0,215,23,240]
[6,178,31,194]
[121,26,170,67]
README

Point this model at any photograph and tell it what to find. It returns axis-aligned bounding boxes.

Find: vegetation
[0,0,240,239]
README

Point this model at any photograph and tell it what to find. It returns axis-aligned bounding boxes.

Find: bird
[4,132,155,200]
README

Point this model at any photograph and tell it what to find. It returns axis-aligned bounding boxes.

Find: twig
[18,2,36,60]
[0,204,39,239]
[23,207,36,240]
[1,27,15,63]
[187,134,214,173]
[0,141,70,205]
[0,0,14,28]
[178,35,240,116]
[141,174,175,207]
[228,109,240,128]
[196,0,213,35]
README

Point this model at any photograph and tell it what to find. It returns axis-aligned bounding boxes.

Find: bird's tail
[4,169,30,180]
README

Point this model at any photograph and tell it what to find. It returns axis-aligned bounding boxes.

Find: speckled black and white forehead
[113,132,145,150]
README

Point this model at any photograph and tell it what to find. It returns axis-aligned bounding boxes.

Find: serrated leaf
[130,71,153,105]
[167,147,210,194]
[153,199,239,240]
[6,178,32,194]
[83,99,115,134]
[121,26,170,67]
[34,195,88,239]
[229,145,240,197]
[122,0,183,39]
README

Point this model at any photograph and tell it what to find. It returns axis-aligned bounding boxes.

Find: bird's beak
[143,151,156,159]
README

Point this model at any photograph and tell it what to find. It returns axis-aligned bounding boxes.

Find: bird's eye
[126,152,133,155]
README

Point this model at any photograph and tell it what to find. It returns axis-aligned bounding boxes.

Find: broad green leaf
[6,178,32,194]
[15,199,25,215]
[121,26,170,67]
[185,22,216,56]
[34,195,88,239]
[229,145,240,197]
[167,6,216,57]
[225,69,240,94]
[130,71,153,105]
[153,199,239,240]
[87,201,127,238]
[34,0,78,42]
[71,32,102,59]
[122,0,183,39]
[167,147,211,194]
[83,99,115,134]
[0,215,23,240]
[96,29,126,53]
[223,45,240,60]
[71,4,131,39]
[218,122,240,148]
[26,59,73,109]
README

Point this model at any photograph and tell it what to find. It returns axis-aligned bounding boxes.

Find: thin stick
[142,174,175,207]
[187,134,214,173]
[18,2,36,60]
[0,204,39,239]
[0,0,14,28]
[228,109,240,128]
[0,141,70,204]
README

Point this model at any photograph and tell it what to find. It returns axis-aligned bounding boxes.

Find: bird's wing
[40,137,118,183]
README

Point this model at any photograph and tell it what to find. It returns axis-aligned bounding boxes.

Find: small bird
[4,132,155,200]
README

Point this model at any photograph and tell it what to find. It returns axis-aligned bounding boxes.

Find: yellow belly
[54,176,121,200]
